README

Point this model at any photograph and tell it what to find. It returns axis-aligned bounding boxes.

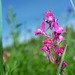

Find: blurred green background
[2,0,75,75]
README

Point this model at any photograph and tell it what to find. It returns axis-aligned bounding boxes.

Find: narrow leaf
[56,45,67,75]
[0,0,3,75]
[16,24,22,28]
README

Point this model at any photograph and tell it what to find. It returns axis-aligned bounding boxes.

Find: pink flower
[73,56,75,60]
[42,38,52,45]
[34,22,50,38]
[53,18,58,22]
[43,18,49,24]
[55,46,65,54]
[53,32,66,44]
[42,38,55,49]
[34,10,68,74]
[34,22,45,35]
[53,22,67,34]
[46,13,53,21]
[57,36,67,44]
[44,10,54,24]
[40,46,49,51]
[61,61,68,69]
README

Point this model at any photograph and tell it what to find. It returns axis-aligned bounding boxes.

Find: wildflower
[43,10,54,27]
[3,51,11,63]
[33,51,37,55]
[67,7,73,12]
[53,22,67,34]
[55,46,65,54]
[61,61,68,69]
[34,22,45,36]
[34,10,68,75]
[73,56,75,60]
[57,36,67,45]
[34,22,50,38]
[40,46,49,51]
[42,38,53,46]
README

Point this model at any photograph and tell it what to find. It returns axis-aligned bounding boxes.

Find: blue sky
[2,0,74,47]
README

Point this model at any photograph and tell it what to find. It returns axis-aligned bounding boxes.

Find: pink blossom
[53,22,67,34]
[34,22,45,35]
[53,18,58,22]
[55,46,65,54]
[34,10,68,74]
[73,56,75,60]
[61,61,68,69]
[44,10,54,25]
[34,22,50,38]
[53,32,66,44]
[42,38,52,45]
[57,36,67,44]
[40,46,49,51]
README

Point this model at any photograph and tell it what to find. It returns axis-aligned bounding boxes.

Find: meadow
[1,0,75,75]
[3,26,75,75]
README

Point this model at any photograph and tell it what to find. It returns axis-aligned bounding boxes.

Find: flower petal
[41,22,45,31]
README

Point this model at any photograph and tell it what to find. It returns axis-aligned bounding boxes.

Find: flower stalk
[0,0,3,75]
[34,10,68,75]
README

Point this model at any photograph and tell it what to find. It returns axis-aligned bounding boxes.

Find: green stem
[70,0,75,11]
[0,0,3,75]
[56,45,67,75]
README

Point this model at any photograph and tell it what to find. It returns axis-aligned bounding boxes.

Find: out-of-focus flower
[5,36,9,41]
[3,56,7,63]
[3,51,10,57]
[67,7,73,12]
[33,51,37,55]
[3,51,11,63]
[73,56,75,60]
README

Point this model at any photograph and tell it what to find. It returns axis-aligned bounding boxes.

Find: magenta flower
[61,61,68,69]
[34,22,50,38]
[43,10,54,26]
[57,36,67,45]
[42,38,52,45]
[34,10,68,75]
[40,46,49,51]
[55,46,65,54]
[53,22,67,34]
[46,12,53,21]
[53,18,58,22]
[34,22,45,35]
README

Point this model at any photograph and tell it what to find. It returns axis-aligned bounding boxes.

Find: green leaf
[56,45,67,75]
[16,24,22,28]
[12,18,17,22]
[0,0,3,75]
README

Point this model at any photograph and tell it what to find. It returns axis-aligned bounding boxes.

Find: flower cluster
[34,10,68,75]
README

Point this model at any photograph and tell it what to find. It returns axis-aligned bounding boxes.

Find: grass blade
[56,45,67,75]
[0,0,3,75]
[70,0,75,11]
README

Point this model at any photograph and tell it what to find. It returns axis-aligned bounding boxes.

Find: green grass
[3,26,75,75]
